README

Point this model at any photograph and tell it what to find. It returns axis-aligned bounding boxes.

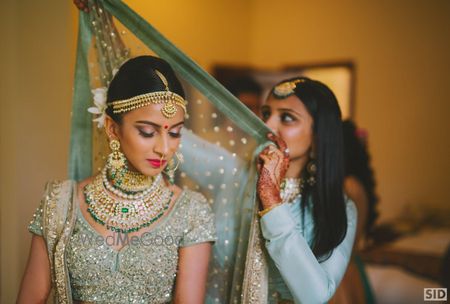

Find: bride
[18,56,216,304]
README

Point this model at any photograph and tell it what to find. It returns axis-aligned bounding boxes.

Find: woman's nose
[265,115,278,135]
[154,134,170,157]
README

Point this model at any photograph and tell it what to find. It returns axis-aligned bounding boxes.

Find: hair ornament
[273,78,305,98]
[110,69,187,119]
[88,87,108,128]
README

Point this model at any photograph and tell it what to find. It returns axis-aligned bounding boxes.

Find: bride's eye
[169,131,182,138]
[168,126,183,138]
[138,130,155,138]
[137,126,155,138]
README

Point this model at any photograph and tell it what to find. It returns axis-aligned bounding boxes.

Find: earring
[306,150,316,186]
[107,139,127,179]
[163,152,183,185]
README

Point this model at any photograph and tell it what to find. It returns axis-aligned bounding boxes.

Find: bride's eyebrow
[135,121,184,129]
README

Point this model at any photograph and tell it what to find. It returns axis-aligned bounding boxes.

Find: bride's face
[261,95,314,169]
[107,103,184,177]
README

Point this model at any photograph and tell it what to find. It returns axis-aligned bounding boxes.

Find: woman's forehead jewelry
[109,69,187,119]
[164,124,169,129]
[155,70,169,90]
[273,79,305,98]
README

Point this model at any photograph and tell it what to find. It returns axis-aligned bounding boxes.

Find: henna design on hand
[257,133,290,209]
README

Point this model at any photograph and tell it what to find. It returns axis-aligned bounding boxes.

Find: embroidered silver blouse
[29,189,216,303]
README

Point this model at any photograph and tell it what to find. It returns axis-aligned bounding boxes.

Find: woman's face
[107,103,184,177]
[261,94,314,176]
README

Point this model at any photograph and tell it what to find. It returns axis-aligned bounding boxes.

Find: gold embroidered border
[42,180,77,304]
[241,210,268,304]
[42,180,61,290]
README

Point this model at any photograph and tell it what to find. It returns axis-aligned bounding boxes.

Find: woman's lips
[147,159,167,168]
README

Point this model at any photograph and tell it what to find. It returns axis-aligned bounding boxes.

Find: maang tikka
[109,69,187,119]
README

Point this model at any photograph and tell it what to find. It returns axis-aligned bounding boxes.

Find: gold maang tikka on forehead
[273,78,305,98]
[109,69,187,119]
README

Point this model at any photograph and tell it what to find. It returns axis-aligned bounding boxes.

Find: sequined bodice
[28,189,216,304]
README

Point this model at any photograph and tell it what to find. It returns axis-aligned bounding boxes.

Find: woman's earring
[306,150,316,186]
[163,152,183,185]
[107,139,127,177]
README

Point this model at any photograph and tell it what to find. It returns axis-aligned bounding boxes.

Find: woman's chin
[139,166,164,177]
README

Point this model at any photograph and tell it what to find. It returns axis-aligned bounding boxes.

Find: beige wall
[1,0,449,301]
[1,0,75,302]
[125,0,253,69]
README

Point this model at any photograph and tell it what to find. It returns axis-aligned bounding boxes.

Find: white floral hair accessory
[88,87,108,128]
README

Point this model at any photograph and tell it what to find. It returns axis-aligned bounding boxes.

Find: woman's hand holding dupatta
[257,133,289,211]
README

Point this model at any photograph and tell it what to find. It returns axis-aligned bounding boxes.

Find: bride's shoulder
[176,188,213,214]
[76,176,95,190]
[41,179,78,194]
[181,188,208,204]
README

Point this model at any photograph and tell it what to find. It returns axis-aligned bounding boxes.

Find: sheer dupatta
[68,1,272,303]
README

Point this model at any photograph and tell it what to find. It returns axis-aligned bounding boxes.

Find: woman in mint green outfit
[177,78,357,304]
[254,77,357,304]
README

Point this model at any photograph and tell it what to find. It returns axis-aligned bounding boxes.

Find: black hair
[226,76,262,97]
[272,76,347,260]
[106,55,185,123]
[342,119,378,238]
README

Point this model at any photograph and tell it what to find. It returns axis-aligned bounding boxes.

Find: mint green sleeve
[260,200,357,304]
[179,129,246,190]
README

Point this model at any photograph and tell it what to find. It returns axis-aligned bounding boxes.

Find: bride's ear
[104,115,120,140]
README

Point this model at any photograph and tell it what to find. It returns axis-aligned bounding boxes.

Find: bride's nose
[153,133,170,157]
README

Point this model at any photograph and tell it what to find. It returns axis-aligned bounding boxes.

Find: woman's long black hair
[272,77,347,260]
[106,55,185,123]
[342,120,378,238]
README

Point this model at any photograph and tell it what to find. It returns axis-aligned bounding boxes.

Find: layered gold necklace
[84,167,173,233]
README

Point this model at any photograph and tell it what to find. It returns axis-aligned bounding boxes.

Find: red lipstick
[147,159,167,168]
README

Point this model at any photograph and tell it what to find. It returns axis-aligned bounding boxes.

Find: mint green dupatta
[68,1,272,303]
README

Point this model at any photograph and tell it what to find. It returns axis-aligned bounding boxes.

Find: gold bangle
[258,203,283,217]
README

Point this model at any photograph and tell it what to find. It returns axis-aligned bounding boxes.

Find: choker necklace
[102,167,158,200]
[280,178,304,203]
[108,166,154,193]
[84,172,173,233]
